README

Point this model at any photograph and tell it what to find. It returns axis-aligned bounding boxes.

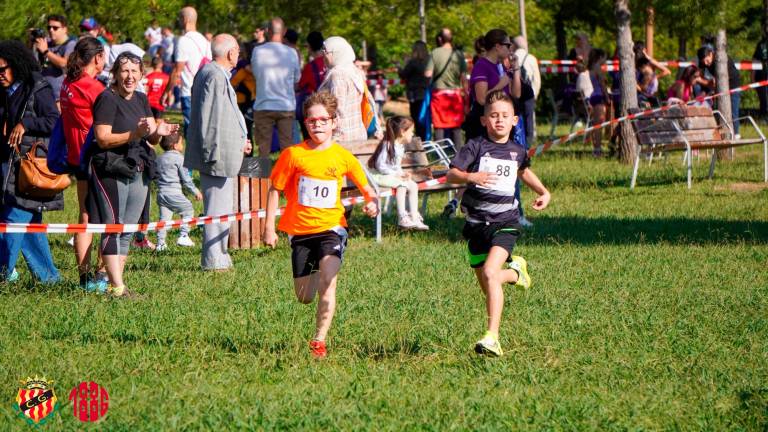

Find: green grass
[1,125,767,430]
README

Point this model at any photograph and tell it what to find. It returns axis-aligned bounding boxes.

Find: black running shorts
[462,221,522,268]
[290,229,348,278]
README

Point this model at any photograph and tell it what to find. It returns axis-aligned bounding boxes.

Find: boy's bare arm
[360,184,380,217]
[263,187,281,247]
[447,167,498,188]
[519,168,551,210]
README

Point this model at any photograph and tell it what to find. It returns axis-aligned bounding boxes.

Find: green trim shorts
[462,221,522,268]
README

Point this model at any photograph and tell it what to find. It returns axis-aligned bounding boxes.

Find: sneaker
[309,340,327,358]
[398,215,417,230]
[80,272,108,293]
[6,268,19,283]
[107,285,142,300]
[410,214,429,231]
[474,332,503,357]
[518,216,534,228]
[132,238,156,250]
[176,235,195,247]
[156,242,168,252]
[441,199,458,219]
[508,256,531,289]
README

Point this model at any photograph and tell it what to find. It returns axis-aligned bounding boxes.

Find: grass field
[1,122,767,430]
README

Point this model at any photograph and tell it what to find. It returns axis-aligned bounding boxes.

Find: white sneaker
[156,242,168,252]
[176,235,195,247]
[398,215,417,230]
[410,214,429,231]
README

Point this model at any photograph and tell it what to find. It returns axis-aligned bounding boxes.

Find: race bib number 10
[298,176,338,208]
[477,156,518,192]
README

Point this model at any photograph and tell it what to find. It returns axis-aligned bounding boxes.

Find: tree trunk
[519,0,528,41]
[763,0,768,39]
[645,6,654,57]
[616,0,639,164]
[715,29,733,159]
[677,36,687,60]
[555,13,567,59]
[419,0,426,43]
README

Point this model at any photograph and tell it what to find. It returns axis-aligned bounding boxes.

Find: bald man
[250,17,301,156]
[185,34,252,271]
[162,6,212,136]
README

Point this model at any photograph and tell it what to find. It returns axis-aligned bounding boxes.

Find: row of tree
[2,0,765,65]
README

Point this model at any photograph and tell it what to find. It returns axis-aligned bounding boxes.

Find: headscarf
[320,36,365,93]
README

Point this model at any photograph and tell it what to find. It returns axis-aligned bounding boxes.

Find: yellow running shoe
[474,332,503,357]
[508,255,531,289]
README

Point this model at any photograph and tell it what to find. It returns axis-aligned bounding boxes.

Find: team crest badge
[14,376,58,425]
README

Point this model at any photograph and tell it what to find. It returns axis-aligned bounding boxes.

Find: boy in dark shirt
[447,90,551,357]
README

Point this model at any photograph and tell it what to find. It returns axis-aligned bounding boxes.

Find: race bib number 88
[298,176,338,208]
[478,156,518,192]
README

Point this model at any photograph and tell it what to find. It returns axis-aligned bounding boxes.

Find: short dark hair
[483,90,514,114]
[47,14,68,27]
[483,29,509,51]
[151,56,163,68]
[160,132,181,151]
[285,28,299,44]
[306,31,324,52]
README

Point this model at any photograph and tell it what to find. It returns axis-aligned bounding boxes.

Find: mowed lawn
[1,132,767,430]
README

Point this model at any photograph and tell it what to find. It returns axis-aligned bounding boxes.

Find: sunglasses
[0,66,9,74]
[117,54,142,65]
[500,42,512,48]
[47,25,61,31]
[305,117,333,126]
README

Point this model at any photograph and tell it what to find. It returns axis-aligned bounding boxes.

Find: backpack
[519,53,535,101]
[46,118,69,174]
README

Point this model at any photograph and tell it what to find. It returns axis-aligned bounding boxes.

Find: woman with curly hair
[0,40,61,283]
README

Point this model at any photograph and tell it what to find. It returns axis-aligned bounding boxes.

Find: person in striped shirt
[447,89,551,357]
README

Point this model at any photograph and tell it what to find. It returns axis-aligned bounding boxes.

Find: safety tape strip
[0,177,450,234]
[527,79,768,158]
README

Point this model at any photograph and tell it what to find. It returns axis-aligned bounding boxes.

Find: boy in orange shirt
[264,91,379,358]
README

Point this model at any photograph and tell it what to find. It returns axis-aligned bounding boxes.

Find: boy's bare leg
[473,246,518,335]
[312,255,341,341]
[293,274,318,304]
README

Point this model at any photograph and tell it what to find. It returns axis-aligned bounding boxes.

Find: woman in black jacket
[0,40,61,283]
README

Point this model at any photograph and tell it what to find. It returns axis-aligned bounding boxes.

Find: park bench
[629,104,768,189]
[340,138,462,241]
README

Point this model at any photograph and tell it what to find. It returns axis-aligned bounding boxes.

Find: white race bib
[477,156,518,192]
[298,176,338,208]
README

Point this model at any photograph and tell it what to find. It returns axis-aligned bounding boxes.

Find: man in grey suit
[185,34,252,271]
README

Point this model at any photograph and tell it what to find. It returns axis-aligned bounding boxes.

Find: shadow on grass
[349,214,767,246]
[351,339,423,361]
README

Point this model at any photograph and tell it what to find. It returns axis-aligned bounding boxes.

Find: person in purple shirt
[465,29,520,140]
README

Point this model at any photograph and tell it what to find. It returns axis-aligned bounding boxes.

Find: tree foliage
[0,0,763,66]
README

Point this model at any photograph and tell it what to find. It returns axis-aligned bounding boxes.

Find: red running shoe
[309,340,327,358]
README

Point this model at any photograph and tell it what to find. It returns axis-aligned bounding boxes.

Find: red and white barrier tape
[527,79,768,157]
[539,60,764,74]
[0,177,449,234]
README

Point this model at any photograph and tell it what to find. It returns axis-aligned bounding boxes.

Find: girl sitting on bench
[368,116,429,231]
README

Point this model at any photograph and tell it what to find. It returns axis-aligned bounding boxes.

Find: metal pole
[419,0,426,42]
[518,0,527,41]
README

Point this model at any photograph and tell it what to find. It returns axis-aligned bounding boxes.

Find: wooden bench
[340,139,462,241]
[630,104,768,189]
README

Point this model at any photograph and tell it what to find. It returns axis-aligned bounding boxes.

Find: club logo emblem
[14,376,58,425]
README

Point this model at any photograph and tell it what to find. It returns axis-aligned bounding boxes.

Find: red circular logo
[68,381,109,422]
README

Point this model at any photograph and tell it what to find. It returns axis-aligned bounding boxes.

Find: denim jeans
[0,205,61,283]
[181,96,192,137]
